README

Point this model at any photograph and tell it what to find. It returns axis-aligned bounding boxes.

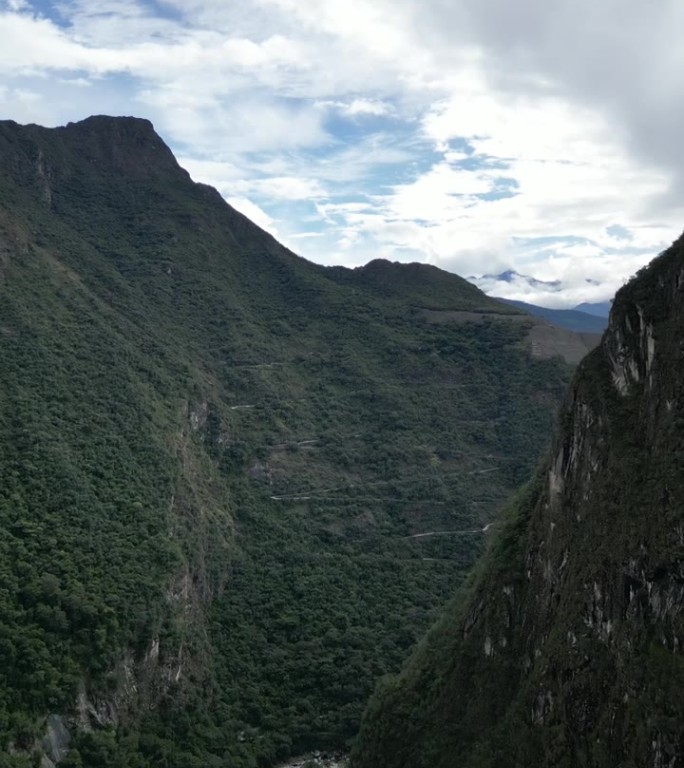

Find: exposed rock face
[353,235,684,768]
[41,715,71,767]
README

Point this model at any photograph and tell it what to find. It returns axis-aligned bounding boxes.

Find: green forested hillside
[352,237,684,768]
[0,116,572,766]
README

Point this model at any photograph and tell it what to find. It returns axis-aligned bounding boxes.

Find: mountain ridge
[575,300,612,317]
[496,297,608,333]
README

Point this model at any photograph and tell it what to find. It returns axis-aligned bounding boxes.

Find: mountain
[471,269,562,291]
[497,298,608,333]
[0,115,575,767]
[352,237,684,767]
[574,300,612,317]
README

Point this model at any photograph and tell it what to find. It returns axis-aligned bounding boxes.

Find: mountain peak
[357,258,442,279]
[344,258,513,313]
[65,113,155,131]
[470,269,562,290]
[59,115,166,153]
[0,114,187,188]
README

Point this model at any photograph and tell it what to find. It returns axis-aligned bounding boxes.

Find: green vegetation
[0,116,573,766]
[351,470,544,768]
[352,233,684,768]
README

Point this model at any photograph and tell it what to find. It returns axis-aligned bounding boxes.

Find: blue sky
[2,0,684,307]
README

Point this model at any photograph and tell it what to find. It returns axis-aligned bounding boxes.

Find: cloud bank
[1,0,682,305]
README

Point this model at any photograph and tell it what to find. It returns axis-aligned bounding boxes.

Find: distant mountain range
[574,300,612,317]
[470,272,613,330]
[474,269,562,290]
[496,298,609,333]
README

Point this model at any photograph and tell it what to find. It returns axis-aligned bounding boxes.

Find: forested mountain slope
[353,236,684,768]
[0,116,573,767]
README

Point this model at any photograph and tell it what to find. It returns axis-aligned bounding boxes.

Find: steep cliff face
[353,236,684,768]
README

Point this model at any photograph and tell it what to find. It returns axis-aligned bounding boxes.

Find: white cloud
[345,98,391,116]
[224,196,277,235]
[471,245,666,309]
[320,98,394,118]
[1,0,683,307]
[142,91,329,154]
[238,176,326,200]
[312,80,680,302]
